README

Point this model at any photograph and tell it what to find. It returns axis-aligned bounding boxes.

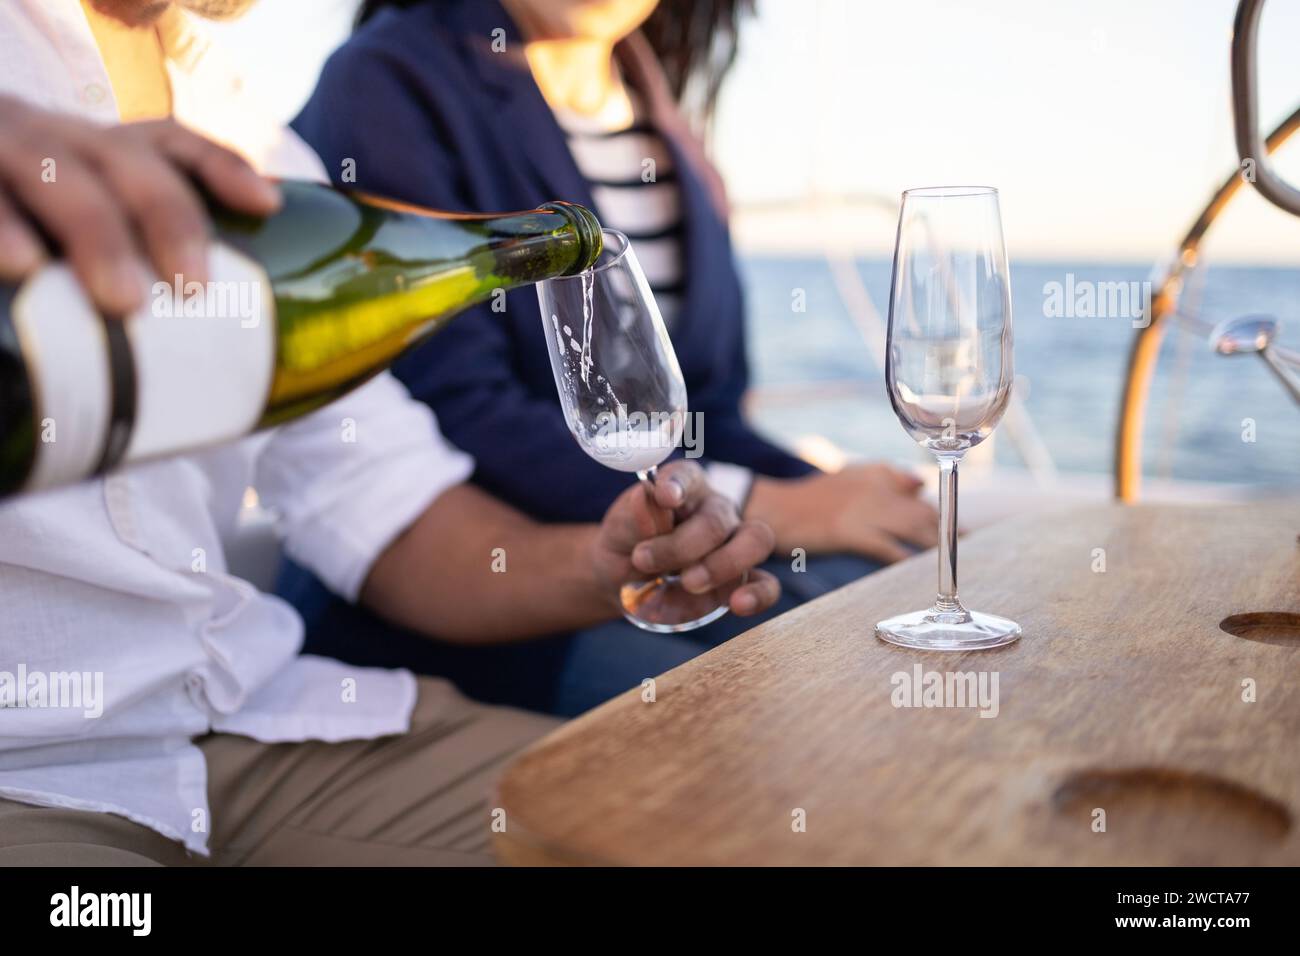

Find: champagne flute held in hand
[538,229,731,632]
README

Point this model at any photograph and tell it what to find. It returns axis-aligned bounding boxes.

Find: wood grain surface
[493,502,1300,865]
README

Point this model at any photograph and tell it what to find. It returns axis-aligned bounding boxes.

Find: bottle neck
[344,191,603,290]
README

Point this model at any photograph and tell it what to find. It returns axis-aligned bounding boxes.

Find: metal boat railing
[1114,0,1300,501]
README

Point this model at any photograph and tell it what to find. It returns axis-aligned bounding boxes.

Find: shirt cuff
[704,461,754,513]
[287,442,473,604]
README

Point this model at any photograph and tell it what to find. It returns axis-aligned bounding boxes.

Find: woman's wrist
[744,476,793,548]
[745,473,840,555]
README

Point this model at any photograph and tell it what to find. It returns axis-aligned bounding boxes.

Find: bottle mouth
[539,201,604,276]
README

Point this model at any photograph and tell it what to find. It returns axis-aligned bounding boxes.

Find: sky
[208,0,1300,263]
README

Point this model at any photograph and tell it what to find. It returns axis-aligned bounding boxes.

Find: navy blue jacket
[292,0,812,524]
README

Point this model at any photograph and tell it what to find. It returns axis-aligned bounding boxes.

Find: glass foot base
[875,607,1021,651]
[620,575,730,633]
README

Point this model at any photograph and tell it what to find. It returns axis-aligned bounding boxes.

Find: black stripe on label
[0,284,37,496]
[94,318,137,475]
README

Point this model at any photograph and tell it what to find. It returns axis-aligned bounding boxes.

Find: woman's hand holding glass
[746,463,939,564]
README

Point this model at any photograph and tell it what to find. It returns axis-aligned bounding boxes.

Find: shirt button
[82,83,107,105]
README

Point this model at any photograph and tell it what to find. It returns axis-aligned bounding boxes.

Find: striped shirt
[556,90,684,330]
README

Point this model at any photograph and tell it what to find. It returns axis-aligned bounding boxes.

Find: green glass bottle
[0,179,601,499]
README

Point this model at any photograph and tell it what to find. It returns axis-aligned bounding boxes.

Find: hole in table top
[1053,767,1291,849]
[1219,611,1300,646]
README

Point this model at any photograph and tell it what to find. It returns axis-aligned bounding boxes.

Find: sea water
[742,256,1300,487]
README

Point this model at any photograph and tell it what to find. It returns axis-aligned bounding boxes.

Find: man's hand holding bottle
[0,93,280,316]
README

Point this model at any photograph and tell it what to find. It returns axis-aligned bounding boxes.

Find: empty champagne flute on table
[537,229,731,632]
[876,186,1021,650]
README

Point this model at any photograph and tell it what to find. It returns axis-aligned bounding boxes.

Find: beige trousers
[0,677,560,866]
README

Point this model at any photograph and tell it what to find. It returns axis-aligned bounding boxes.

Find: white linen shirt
[0,0,474,855]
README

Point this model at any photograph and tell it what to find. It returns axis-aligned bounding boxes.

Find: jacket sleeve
[694,350,818,481]
[676,260,816,480]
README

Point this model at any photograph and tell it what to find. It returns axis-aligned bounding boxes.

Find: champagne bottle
[0,179,601,499]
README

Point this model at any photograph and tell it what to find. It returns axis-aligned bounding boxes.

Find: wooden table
[493,503,1300,865]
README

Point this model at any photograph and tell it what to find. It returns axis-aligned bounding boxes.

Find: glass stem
[935,456,962,613]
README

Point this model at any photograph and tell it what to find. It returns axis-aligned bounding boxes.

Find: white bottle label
[9,243,277,491]
[125,244,275,461]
